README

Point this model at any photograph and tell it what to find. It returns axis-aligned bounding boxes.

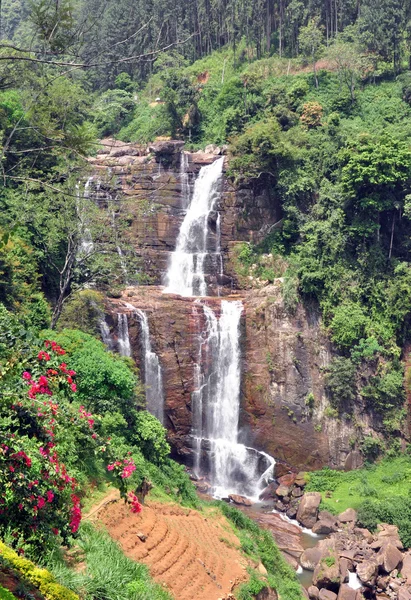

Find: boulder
[259,482,279,501]
[297,492,322,528]
[276,485,292,497]
[228,494,253,507]
[312,511,340,535]
[278,473,297,487]
[401,553,411,584]
[308,586,320,599]
[312,544,340,590]
[378,542,403,573]
[353,528,373,543]
[319,590,337,600]
[295,471,307,487]
[204,144,217,154]
[356,559,378,585]
[301,546,323,571]
[338,508,357,523]
[274,462,292,479]
[398,589,411,600]
[337,584,360,600]
[286,505,298,520]
[292,486,304,498]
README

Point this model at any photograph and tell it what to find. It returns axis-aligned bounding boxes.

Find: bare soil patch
[90,494,248,600]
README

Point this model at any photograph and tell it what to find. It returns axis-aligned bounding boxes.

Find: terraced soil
[92,494,248,600]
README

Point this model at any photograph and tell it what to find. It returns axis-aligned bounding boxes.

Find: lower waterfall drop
[193,300,274,499]
[134,308,165,424]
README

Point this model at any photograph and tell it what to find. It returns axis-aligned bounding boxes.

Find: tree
[298,17,324,88]
[328,35,369,102]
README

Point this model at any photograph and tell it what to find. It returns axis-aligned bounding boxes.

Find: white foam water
[164,157,224,296]
[117,313,131,357]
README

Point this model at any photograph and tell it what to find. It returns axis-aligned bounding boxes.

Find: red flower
[128,492,142,514]
[38,351,50,361]
[71,383,77,392]
[22,372,31,380]
[46,490,54,503]
[52,528,59,535]
[37,497,45,509]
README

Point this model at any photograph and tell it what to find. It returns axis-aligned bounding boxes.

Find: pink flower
[37,497,45,509]
[22,372,31,380]
[46,490,54,503]
[107,464,115,471]
[71,383,77,392]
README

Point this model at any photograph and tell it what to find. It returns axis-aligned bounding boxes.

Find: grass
[306,456,411,547]
[305,456,411,513]
[218,502,304,600]
[45,523,171,600]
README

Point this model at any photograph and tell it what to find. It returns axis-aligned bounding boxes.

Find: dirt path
[89,493,248,600]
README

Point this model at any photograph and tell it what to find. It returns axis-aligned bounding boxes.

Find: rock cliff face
[89,139,280,289]
[93,140,380,471]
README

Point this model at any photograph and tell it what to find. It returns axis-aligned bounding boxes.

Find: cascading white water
[77,177,94,257]
[164,157,224,297]
[117,313,131,357]
[193,300,275,498]
[180,151,191,209]
[134,308,165,424]
[99,316,114,350]
[110,208,129,284]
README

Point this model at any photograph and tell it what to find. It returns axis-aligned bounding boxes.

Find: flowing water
[164,157,224,296]
[117,313,131,357]
[192,300,274,498]
[133,308,165,424]
[77,177,95,257]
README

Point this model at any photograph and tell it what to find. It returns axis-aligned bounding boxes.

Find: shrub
[133,412,170,465]
[330,303,369,350]
[0,542,79,600]
[325,356,357,409]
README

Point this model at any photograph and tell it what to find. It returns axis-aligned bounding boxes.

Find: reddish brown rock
[278,473,297,487]
[337,585,360,600]
[319,590,337,600]
[276,485,291,498]
[377,542,403,573]
[356,559,378,585]
[297,492,322,528]
[259,482,278,501]
[338,509,357,524]
[255,512,304,566]
[228,494,253,507]
[308,586,320,599]
[401,553,411,584]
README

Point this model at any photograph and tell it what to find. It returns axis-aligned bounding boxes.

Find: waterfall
[99,316,114,350]
[134,308,165,423]
[77,177,94,257]
[164,157,224,297]
[193,300,275,498]
[180,151,191,209]
[117,313,131,357]
[111,208,129,284]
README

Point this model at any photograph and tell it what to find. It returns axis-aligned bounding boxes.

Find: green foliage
[324,357,357,409]
[58,291,105,337]
[330,303,369,350]
[93,90,135,137]
[220,503,303,600]
[43,329,139,419]
[133,412,170,465]
[0,541,79,600]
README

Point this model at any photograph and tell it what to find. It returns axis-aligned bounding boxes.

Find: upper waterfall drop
[164,156,224,297]
[117,313,131,357]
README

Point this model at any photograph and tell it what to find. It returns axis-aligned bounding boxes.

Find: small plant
[324,406,338,419]
[323,555,336,567]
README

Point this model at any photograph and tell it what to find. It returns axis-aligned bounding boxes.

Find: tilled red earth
[91,495,248,600]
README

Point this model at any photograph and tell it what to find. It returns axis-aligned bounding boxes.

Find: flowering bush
[0,338,142,552]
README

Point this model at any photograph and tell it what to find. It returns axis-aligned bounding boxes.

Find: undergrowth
[219,503,304,600]
[306,456,411,547]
